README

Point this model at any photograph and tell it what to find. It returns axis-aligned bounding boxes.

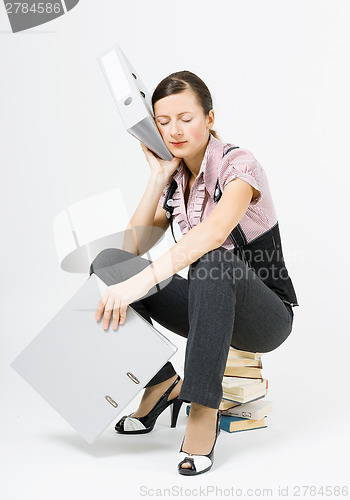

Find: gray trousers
[89,246,294,409]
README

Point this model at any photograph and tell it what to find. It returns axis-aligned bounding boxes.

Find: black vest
[163,146,299,308]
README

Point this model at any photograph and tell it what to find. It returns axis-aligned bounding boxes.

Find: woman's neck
[182,134,211,178]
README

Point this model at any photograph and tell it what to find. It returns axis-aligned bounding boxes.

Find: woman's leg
[178,245,293,410]
[90,246,293,409]
[89,248,190,388]
[178,245,294,464]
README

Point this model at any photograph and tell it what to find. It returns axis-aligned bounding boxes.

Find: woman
[90,71,298,476]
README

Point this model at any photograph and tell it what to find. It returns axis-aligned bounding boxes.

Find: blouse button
[167,199,173,207]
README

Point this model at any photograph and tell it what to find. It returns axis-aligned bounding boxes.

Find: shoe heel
[170,398,183,428]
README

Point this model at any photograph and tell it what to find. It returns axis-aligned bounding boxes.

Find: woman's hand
[95,275,150,331]
[140,142,182,185]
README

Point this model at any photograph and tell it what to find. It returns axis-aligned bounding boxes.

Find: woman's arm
[122,144,181,255]
[137,178,254,291]
[122,175,170,255]
[96,170,254,330]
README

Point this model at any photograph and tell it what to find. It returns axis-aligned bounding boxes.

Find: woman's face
[154,88,215,160]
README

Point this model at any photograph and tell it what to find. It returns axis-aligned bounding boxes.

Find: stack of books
[185,347,273,433]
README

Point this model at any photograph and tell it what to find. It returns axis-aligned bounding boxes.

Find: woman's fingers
[114,305,128,330]
[103,296,115,330]
[95,287,129,331]
[119,305,128,324]
[140,142,151,157]
[95,296,106,321]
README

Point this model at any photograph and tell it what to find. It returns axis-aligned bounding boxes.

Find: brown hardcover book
[220,415,267,433]
[226,356,262,367]
[219,399,241,411]
[228,347,263,360]
[224,365,263,378]
[222,377,268,396]
[222,388,268,404]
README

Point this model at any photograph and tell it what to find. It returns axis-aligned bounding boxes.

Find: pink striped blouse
[158,134,278,250]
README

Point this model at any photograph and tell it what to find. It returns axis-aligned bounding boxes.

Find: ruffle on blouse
[188,183,206,228]
[168,178,207,231]
[171,190,188,233]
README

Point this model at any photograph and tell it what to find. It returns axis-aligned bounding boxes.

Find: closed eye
[158,119,192,126]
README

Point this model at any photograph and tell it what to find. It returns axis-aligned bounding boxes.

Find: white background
[1,1,349,498]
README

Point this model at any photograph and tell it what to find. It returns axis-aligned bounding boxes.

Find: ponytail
[209,129,220,140]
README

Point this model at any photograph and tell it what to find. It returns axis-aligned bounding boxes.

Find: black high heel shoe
[177,410,221,476]
[115,374,183,434]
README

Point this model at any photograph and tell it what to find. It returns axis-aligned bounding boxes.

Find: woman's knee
[90,248,135,276]
[231,319,293,353]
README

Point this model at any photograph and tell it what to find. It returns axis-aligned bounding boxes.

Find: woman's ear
[207,109,215,130]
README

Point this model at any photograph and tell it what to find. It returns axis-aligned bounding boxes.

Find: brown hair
[151,70,219,140]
